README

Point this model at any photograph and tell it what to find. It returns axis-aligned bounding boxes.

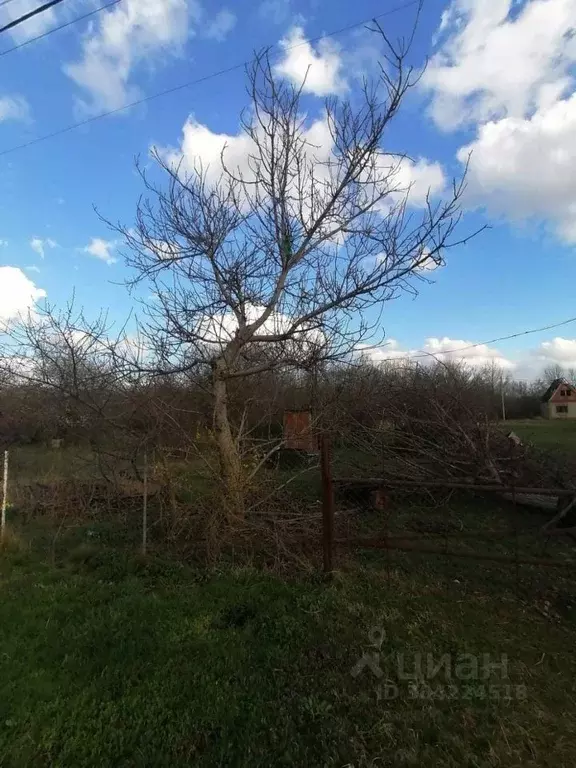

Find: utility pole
[500,375,506,422]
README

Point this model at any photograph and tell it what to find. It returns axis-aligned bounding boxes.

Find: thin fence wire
[3,423,576,607]
[320,427,576,605]
[2,438,323,565]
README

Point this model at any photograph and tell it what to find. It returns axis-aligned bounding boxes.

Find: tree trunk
[212,362,244,520]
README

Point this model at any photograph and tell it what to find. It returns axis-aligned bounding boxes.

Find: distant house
[541,378,576,419]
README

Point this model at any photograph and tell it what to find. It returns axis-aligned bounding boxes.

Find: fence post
[320,434,335,575]
[1,450,8,543]
[142,450,148,556]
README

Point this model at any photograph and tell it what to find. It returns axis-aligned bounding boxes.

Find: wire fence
[2,429,576,604]
[319,433,576,601]
[1,442,157,560]
[0,439,323,565]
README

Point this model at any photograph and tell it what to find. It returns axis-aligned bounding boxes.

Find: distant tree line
[0,331,558,452]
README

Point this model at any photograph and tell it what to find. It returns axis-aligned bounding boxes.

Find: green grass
[504,418,576,454]
[8,444,103,484]
[1,531,576,766]
[4,442,576,766]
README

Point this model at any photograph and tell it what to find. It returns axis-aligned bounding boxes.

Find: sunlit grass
[0,540,575,766]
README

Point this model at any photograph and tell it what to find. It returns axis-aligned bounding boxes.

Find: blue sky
[1,0,576,378]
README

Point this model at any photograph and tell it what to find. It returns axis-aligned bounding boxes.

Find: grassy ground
[8,444,106,483]
[1,514,576,767]
[504,418,576,454]
[3,443,576,766]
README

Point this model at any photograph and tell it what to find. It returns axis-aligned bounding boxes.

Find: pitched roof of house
[541,378,573,402]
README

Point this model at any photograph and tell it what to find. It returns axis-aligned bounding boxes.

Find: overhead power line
[373,315,576,364]
[0,0,67,35]
[0,0,121,57]
[0,0,419,158]
[1,0,570,370]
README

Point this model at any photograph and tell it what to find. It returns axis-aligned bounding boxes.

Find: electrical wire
[0,0,121,57]
[0,0,419,158]
[371,315,576,364]
[1,0,568,371]
[1,0,567,367]
[0,0,67,35]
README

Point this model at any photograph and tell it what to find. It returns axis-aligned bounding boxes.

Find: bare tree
[107,33,473,517]
[5,302,153,465]
[543,363,566,384]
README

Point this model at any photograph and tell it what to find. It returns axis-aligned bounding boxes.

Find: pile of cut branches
[335,371,576,495]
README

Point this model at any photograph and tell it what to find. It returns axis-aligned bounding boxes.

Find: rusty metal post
[320,433,335,575]
[142,450,148,556]
[385,497,391,589]
[512,482,519,596]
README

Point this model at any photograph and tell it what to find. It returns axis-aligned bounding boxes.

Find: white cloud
[146,239,181,260]
[364,337,514,369]
[158,113,332,201]
[198,303,325,354]
[0,95,30,122]
[457,92,576,242]
[422,337,514,368]
[162,119,252,180]
[384,157,446,209]
[532,337,576,368]
[359,339,412,364]
[0,266,46,324]
[203,8,236,41]
[160,113,370,246]
[160,115,442,220]
[413,247,441,273]
[83,238,117,265]
[201,304,281,344]
[361,333,576,379]
[160,113,444,252]
[425,0,576,243]
[0,239,7,248]
[424,0,576,130]
[274,26,346,96]
[157,91,447,264]
[25,266,41,274]
[64,0,198,115]
[30,238,57,259]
